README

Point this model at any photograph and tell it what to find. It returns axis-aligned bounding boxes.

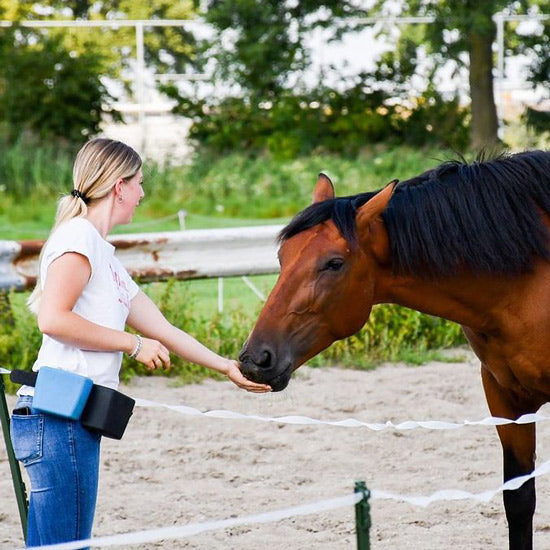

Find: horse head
[239,174,397,391]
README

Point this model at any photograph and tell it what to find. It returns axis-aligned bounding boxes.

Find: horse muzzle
[238,343,293,392]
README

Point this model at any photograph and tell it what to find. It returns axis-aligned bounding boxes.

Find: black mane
[279,150,550,277]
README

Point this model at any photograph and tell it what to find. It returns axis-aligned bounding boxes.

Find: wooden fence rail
[0,225,284,292]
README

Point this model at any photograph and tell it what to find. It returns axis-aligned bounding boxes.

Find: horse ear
[312,172,335,203]
[356,179,398,224]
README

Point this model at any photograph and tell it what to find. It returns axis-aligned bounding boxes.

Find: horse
[239,150,550,550]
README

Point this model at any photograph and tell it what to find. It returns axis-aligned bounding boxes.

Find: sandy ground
[3,350,550,549]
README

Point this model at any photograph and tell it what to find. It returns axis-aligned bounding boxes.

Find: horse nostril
[258,349,272,368]
[240,342,276,371]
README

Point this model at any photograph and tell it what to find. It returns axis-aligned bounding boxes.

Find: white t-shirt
[20,217,139,395]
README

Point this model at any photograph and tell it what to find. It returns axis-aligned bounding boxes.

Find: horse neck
[366,219,502,331]
[373,268,506,332]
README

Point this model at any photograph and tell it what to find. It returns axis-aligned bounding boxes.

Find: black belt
[11,369,135,440]
[10,370,38,386]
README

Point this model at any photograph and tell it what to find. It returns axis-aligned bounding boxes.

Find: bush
[0,291,43,393]
[0,142,460,228]
[0,133,75,197]
[165,83,470,158]
[396,91,470,151]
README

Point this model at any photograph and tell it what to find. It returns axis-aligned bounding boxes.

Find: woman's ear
[113,178,125,201]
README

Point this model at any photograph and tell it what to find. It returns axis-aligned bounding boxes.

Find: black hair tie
[71,189,90,204]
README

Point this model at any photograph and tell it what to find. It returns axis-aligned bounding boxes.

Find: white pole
[178,210,187,230]
[218,277,224,313]
[495,14,505,137]
[135,22,146,152]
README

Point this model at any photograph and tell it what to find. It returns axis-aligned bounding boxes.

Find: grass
[0,143,459,240]
[144,275,277,317]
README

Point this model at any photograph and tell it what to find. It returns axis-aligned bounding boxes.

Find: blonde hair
[27,138,142,314]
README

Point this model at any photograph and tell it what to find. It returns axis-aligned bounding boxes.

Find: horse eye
[322,258,345,272]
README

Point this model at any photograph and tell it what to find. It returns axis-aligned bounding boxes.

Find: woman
[10,138,271,548]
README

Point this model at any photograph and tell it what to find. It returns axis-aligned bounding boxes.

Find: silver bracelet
[128,334,143,359]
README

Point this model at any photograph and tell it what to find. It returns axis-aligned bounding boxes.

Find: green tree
[0,34,113,142]
[198,0,362,98]
[0,1,198,89]
[371,0,547,150]
[0,0,200,142]
[163,1,468,156]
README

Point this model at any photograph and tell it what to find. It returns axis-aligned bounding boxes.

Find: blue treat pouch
[32,367,94,420]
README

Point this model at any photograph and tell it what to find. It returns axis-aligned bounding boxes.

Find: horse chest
[466,328,550,398]
[490,351,550,405]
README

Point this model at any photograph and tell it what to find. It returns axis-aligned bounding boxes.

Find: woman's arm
[37,252,136,354]
[127,290,271,392]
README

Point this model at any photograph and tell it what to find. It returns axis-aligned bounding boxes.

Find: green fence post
[355,480,371,550]
[0,371,28,540]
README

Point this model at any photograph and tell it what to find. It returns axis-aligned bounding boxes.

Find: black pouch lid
[80,385,135,440]
[10,370,38,386]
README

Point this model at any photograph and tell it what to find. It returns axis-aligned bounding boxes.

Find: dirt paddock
[2,351,550,549]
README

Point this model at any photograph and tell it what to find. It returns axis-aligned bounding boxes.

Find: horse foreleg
[481,366,536,550]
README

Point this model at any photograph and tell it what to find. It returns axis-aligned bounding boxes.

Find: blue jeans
[10,395,101,549]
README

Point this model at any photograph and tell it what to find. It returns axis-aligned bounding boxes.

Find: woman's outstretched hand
[136,337,171,371]
[224,360,271,393]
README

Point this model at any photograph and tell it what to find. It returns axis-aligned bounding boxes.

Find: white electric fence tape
[371,454,550,506]
[134,397,550,431]
[21,493,363,550]
[3,367,550,431]
[18,456,550,550]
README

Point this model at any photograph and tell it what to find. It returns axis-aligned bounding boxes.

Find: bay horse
[239,150,550,550]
